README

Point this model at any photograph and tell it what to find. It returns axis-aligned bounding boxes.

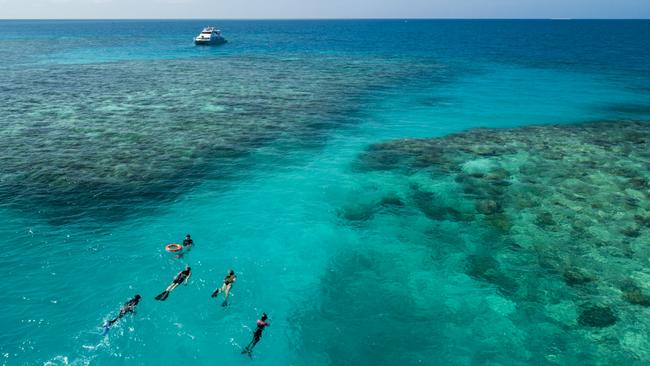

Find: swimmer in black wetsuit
[155,266,191,301]
[176,234,194,259]
[106,294,141,327]
[102,294,141,333]
[241,313,269,357]
[182,234,193,249]
[211,269,236,306]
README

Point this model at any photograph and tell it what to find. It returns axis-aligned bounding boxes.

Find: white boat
[194,27,227,46]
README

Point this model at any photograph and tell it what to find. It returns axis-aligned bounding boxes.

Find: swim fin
[102,324,110,336]
[221,300,228,307]
[211,289,219,298]
[155,291,169,301]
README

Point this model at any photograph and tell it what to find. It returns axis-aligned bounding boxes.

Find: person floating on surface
[155,266,191,301]
[176,234,194,259]
[241,313,270,357]
[182,234,193,249]
[211,269,236,306]
[103,294,141,333]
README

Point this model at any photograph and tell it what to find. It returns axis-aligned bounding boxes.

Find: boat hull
[194,38,227,46]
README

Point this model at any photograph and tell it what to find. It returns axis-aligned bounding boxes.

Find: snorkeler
[182,234,193,249]
[241,313,270,357]
[155,266,191,301]
[102,294,141,334]
[106,294,141,326]
[175,234,194,259]
[211,269,236,306]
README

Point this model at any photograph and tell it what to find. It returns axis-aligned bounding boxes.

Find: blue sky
[0,0,648,19]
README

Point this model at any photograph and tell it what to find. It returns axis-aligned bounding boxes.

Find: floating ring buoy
[165,243,182,252]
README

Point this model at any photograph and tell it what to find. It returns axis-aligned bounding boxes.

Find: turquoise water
[1,20,649,365]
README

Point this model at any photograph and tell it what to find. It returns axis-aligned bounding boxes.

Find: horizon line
[1,17,649,21]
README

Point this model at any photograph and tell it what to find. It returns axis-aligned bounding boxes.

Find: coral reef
[578,305,617,328]
[0,56,446,222]
[330,120,650,363]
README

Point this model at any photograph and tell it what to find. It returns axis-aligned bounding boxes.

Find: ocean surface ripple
[0,19,649,366]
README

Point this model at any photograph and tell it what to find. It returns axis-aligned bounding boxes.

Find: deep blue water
[0,19,649,366]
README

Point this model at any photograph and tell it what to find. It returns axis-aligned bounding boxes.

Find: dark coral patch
[563,268,593,286]
[578,305,617,328]
[623,289,650,307]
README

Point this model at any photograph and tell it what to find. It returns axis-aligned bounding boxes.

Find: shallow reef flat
[314,120,649,364]
[0,56,446,222]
